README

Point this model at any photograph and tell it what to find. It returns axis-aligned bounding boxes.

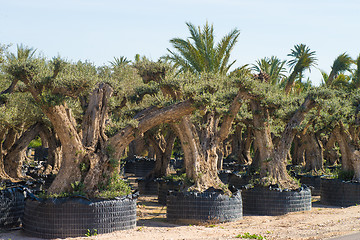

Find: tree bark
[146,128,176,179]
[323,132,340,165]
[82,83,112,151]
[292,134,305,166]
[249,96,316,188]
[0,129,13,180]
[172,113,224,192]
[4,123,43,179]
[44,104,85,194]
[333,124,360,179]
[304,132,324,171]
[39,126,62,174]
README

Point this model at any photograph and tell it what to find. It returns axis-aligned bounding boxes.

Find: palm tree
[165,22,240,75]
[284,44,317,94]
[351,54,360,88]
[326,53,353,86]
[109,56,131,68]
[252,56,287,85]
[6,44,36,62]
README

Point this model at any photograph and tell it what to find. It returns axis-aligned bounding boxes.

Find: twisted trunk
[0,129,12,180]
[303,132,324,171]
[292,134,305,166]
[333,124,360,179]
[230,125,252,165]
[4,123,43,179]
[39,126,62,174]
[43,85,196,195]
[146,129,176,179]
[249,96,316,188]
[173,114,224,192]
[323,132,340,165]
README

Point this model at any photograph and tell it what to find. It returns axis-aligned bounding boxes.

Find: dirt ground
[1,195,360,240]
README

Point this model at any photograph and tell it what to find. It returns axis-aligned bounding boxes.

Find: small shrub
[97,172,131,199]
[85,228,97,237]
[235,232,266,239]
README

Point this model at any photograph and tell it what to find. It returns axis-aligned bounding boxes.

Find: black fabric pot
[167,191,242,222]
[297,175,321,196]
[137,178,159,195]
[242,186,311,216]
[320,178,360,207]
[124,159,136,174]
[218,170,232,184]
[228,173,252,190]
[134,158,156,177]
[157,180,182,205]
[22,194,137,239]
[0,187,25,229]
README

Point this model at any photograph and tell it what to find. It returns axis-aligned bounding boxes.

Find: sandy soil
[1,195,360,240]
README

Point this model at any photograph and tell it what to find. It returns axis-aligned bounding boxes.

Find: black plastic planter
[0,187,25,229]
[242,186,311,216]
[320,178,360,207]
[22,194,137,239]
[167,191,242,222]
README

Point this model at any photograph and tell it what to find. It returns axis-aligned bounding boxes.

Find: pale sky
[2,0,360,86]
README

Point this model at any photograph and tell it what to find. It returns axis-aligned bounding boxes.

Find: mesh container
[0,187,25,229]
[22,195,137,239]
[242,186,311,215]
[167,191,242,222]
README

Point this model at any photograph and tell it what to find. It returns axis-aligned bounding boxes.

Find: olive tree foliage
[131,59,254,192]
[235,70,338,189]
[0,45,48,180]
[318,87,360,180]
[3,50,200,196]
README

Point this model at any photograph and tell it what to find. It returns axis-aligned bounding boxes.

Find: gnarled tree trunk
[323,132,340,165]
[292,134,305,166]
[303,132,324,171]
[146,128,176,179]
[230,124,252,165]
[173,114,224,192]
[333,123,360,179]
[4,123,43,179]
[42,84,196,195]
[248,96,316,189]
[39,126,62,174]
